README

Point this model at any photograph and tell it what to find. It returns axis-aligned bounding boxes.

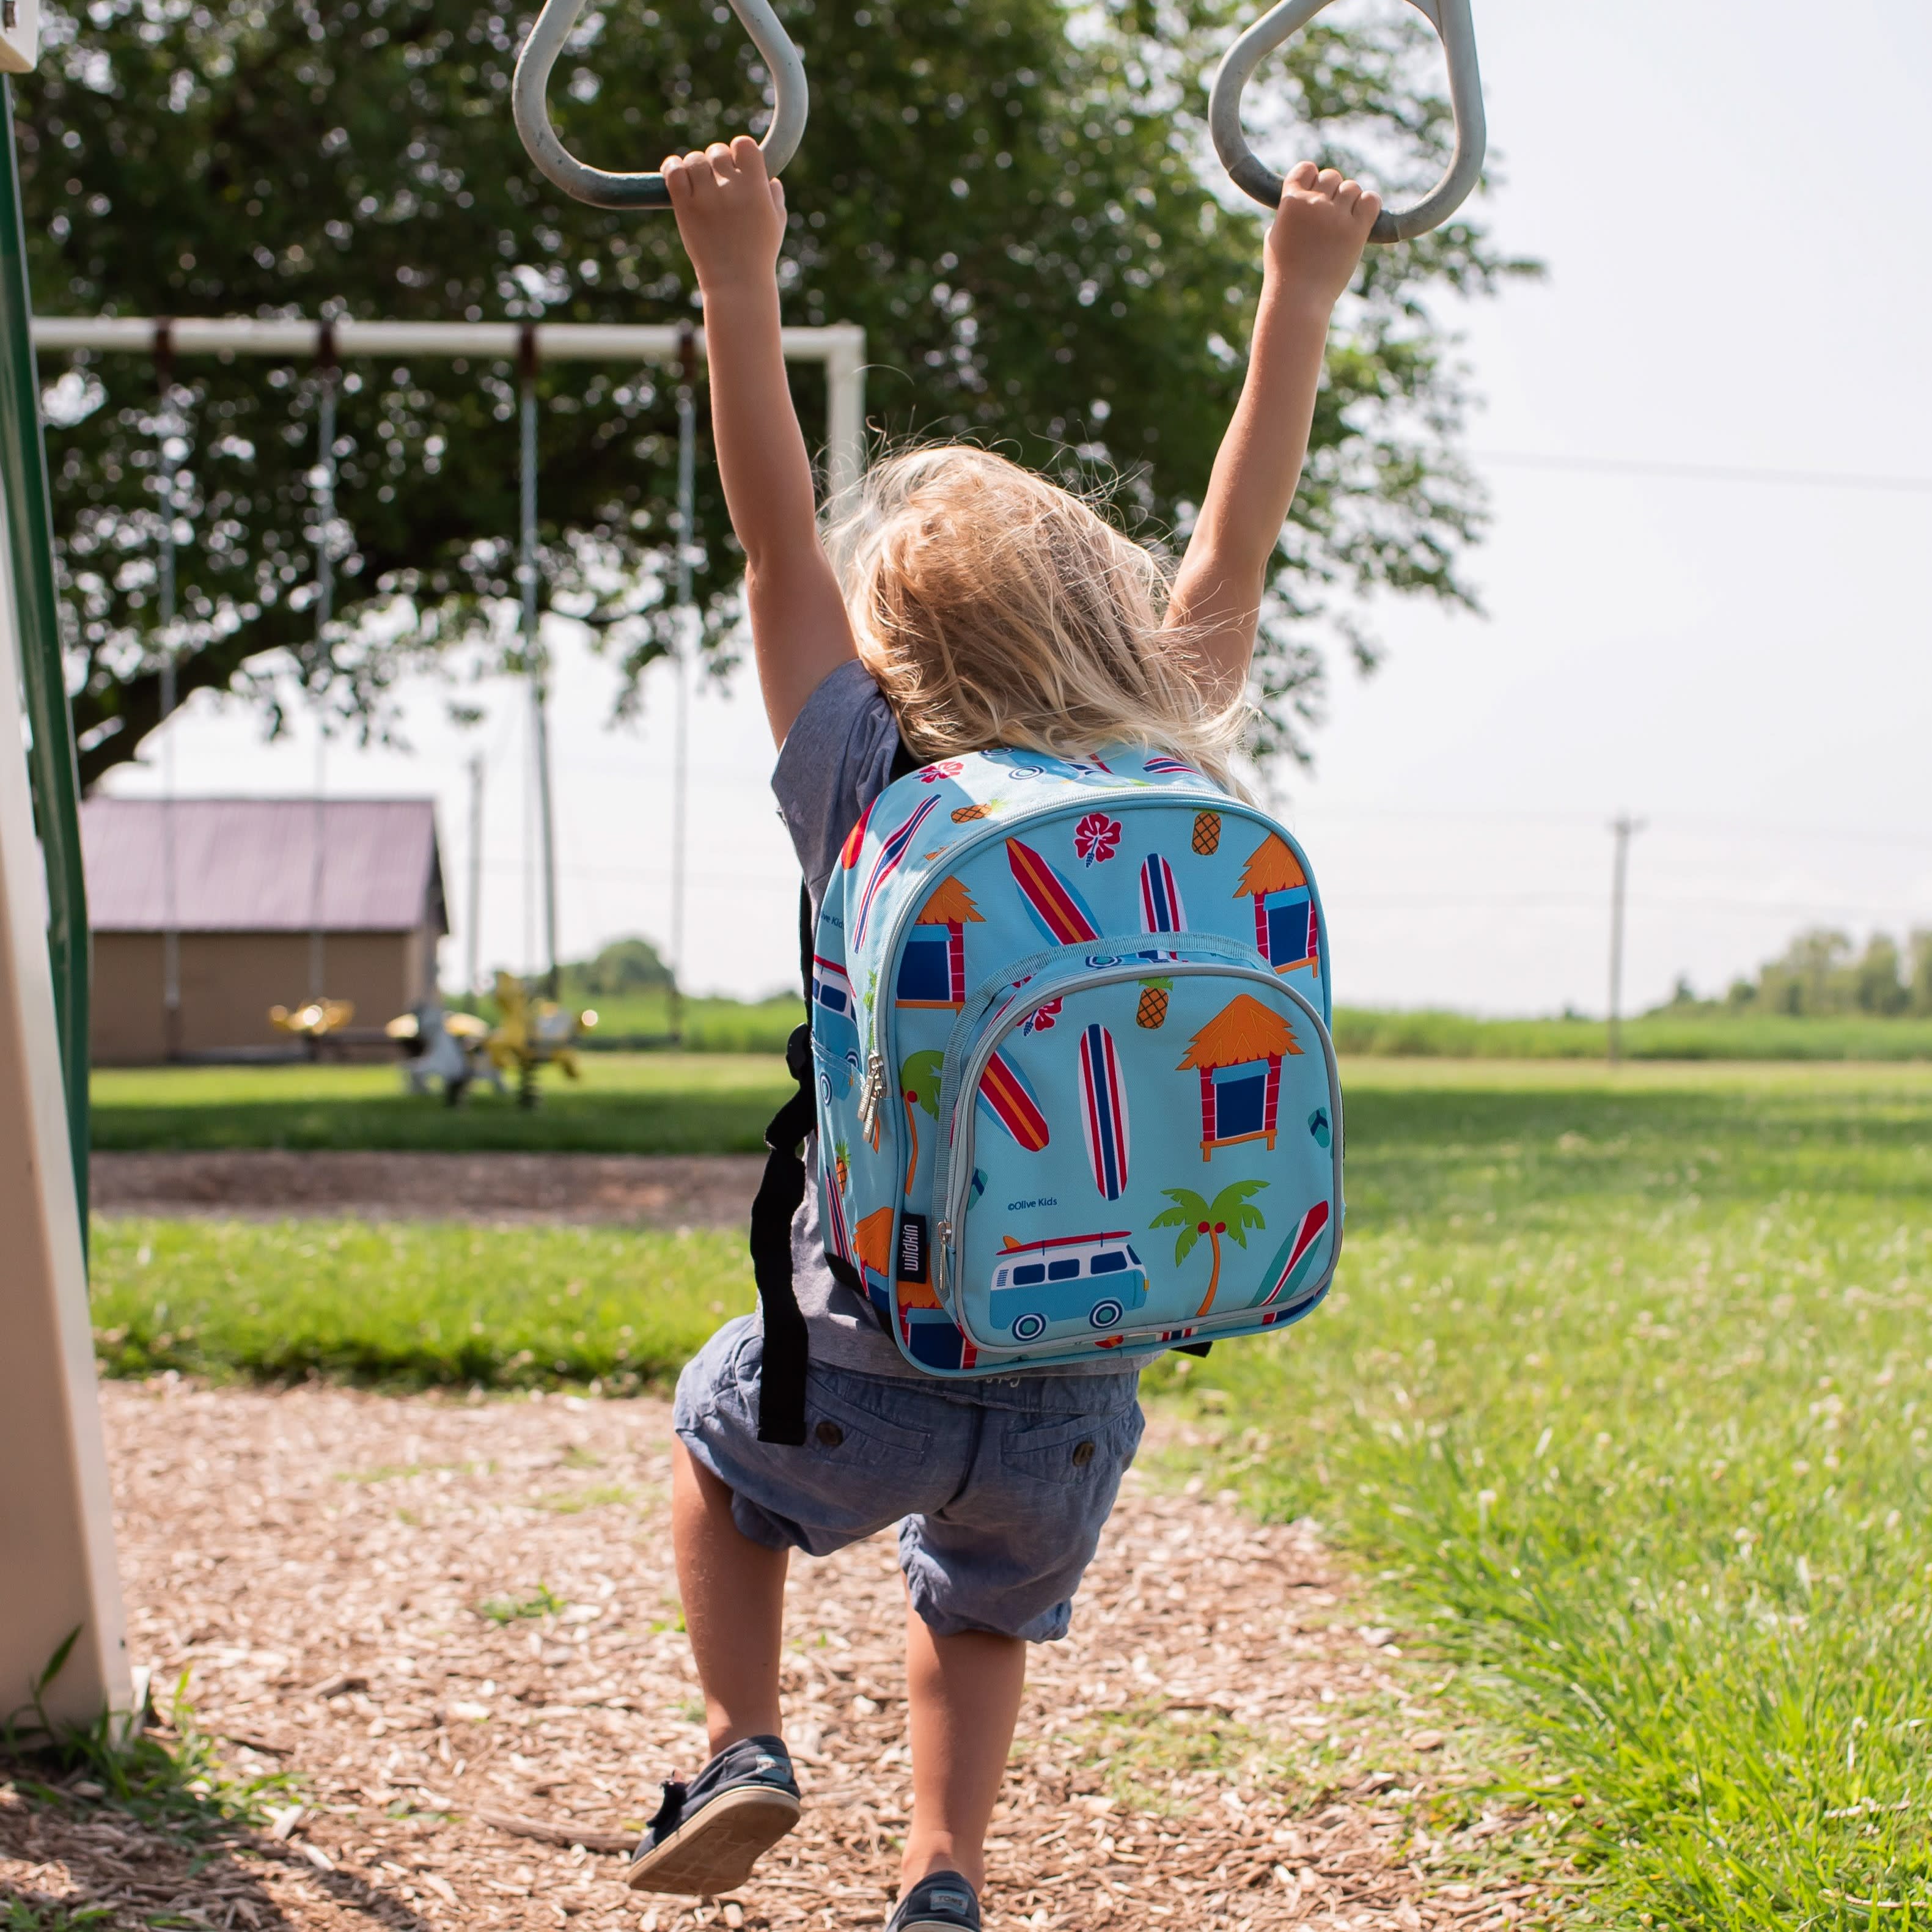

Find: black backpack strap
[750,1019,817,1444]
[752,733,924,1444]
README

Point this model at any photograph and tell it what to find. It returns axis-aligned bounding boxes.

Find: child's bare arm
[663,136,858,744]
[1164,162,1381,702]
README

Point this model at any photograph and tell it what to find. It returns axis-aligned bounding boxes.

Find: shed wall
[90,927,436,1063]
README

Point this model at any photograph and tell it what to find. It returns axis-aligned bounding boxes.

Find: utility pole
[466,752,485,1000]
[668,321,698,1046]
[1607,814,1645,1065]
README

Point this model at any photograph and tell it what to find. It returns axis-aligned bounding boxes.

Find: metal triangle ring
[512,0,808,211]
[1209,0,1486,243]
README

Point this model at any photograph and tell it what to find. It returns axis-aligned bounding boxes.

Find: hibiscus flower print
[1022,997,1063,1035]
[920,759,966,784]
[1073,813,1122,866]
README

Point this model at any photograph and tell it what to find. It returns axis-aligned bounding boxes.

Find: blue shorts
[672,1316,1144,1642]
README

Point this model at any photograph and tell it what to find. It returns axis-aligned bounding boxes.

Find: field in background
[90,1052,792,1154]
[1334,1006,1932,1060]
[569,993,1932,1063]
[87,1059,1932,1923]
[480,990,803,1055]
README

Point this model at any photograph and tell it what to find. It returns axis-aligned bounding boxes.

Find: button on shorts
[673,1315,1144,1643]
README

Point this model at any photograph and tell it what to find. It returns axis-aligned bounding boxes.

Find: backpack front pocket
[934,942,1342,1362]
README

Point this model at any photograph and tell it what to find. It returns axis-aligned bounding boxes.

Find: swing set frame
[2,311,865,1729]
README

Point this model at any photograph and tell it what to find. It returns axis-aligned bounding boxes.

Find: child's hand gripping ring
[512,0,809,210]
[1210,0,1486,243]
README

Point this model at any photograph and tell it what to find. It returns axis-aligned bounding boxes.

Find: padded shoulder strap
[758,732,924,1443]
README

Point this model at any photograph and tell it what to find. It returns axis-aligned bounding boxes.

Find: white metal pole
[669,324,697,1045]
[520,332,560,999]
[466,751,485,999]
[32,320,867,487]
[825,332,867,507]
[309,358,337,1004]
[154,337,182,1059]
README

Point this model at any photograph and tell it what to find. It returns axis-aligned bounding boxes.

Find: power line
[1475,450,1932,496]
[1285,803,1932,855]
[1607,814,1645,1066]
[1340,893,1925,919]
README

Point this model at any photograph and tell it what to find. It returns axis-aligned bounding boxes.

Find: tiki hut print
[852,1204,903,1321]
[1235,832,1319,976]
[897,876,983,1008]
[1178,994,1302,1160]
[821,1150,855,1267]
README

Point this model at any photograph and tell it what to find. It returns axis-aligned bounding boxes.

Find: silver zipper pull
[856,1051,886,1135]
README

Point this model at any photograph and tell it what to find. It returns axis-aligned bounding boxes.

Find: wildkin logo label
[897,1213,928,1284]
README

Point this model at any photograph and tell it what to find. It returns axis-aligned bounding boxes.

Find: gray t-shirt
[769,659,1133,1382]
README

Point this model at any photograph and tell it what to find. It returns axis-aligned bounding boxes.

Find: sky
[98,0,1932,1014]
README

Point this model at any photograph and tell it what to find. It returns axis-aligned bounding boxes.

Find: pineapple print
[952,802,994,823]
[1136,978,1173,1030]
[834,1140,850,1195]
[1192,810,1222,856]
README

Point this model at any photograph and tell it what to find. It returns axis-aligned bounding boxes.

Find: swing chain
[1209,0,1486,244]
[512,0,808,211]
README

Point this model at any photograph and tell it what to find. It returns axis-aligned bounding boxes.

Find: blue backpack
[749,745,1342,1441]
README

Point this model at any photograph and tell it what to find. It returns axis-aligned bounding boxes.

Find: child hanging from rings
[625,135,1379,1932]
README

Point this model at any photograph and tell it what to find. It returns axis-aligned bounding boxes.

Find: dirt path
[2,1384,1542,1931]
[92,1153,766,1229]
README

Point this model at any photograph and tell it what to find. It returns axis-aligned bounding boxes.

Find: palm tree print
[900,1050,947,1194]
[1151,1181,1268,1318]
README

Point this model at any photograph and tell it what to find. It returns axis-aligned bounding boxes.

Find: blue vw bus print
[988,1232,1150,1342]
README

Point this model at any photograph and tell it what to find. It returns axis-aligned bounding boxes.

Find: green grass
[475,1584,568,1624]
[1145,1059,1932,1925]
[567,991,802,1052]
[452,988,802,1054]
[90,1219,754,1389]
[89,1051,792,1155]
[1332,1007,1932,1061]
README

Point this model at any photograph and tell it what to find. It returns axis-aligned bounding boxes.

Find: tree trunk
[1196,1235,1223,1320]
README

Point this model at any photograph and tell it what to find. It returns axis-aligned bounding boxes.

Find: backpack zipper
[852,785,1317,1142]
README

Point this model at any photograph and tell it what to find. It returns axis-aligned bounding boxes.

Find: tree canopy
[20,0,1529,790]
[1662,927,1932,1020]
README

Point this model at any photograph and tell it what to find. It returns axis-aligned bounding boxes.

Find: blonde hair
[823,446,1251,791]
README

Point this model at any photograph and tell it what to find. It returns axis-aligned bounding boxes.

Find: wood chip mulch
[1,1381,1554,1931]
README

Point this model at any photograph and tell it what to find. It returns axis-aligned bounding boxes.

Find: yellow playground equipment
[268,995,356,1045]
[484,969,597,1108]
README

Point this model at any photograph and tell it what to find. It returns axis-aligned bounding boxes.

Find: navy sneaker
[886,1871,982,1931]
[626,1733,801,1895]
